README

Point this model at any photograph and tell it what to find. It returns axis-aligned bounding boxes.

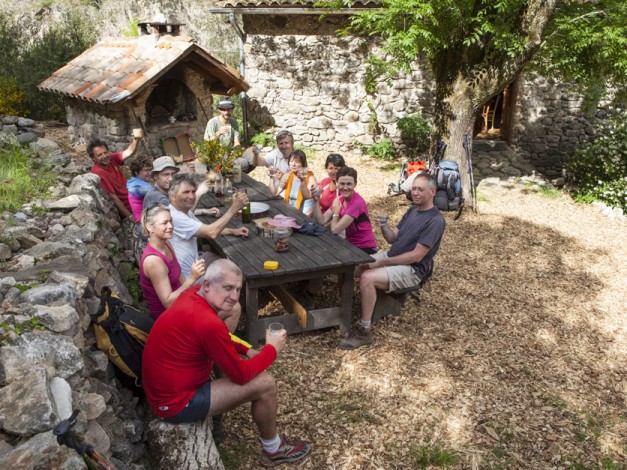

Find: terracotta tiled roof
[219,0,380,7]
[38,35,249,105]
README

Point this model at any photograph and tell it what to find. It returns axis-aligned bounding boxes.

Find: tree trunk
[146,418,225,470]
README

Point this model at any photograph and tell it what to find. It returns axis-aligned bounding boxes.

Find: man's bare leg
[209,372,277,439]
[358,268,389,322]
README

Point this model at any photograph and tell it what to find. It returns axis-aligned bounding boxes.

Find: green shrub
[0,145,54,212]
[0,75,28,116]
[397,113,431,154]
[250,132,275,148]
[361,139,396,162]
[566,110,627,211]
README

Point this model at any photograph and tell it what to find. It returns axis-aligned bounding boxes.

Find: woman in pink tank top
[139,204,206,320]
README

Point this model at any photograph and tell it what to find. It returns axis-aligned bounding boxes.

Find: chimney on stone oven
[138,14,185,37]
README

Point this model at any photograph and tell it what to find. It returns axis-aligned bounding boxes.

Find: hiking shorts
[372,252,421,292]
[164,381,211,424]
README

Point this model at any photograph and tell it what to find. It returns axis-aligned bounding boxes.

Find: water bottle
[224,179,233,209]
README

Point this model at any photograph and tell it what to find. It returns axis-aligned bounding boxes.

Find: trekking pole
[463,134,477,212]
[54,410,116,470]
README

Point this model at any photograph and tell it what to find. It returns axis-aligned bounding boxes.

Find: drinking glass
[267,322,284,337]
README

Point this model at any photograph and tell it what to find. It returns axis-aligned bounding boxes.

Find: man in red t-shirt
[88,131,142,220]
[142,259,311,467]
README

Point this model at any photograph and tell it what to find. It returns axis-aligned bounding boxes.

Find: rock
[0,439,13,455]
[84,420,111,456]
[0,243,10,260]
[15,430,57,452]
[147,418,224,470]
[61,206,102,227]
[13,212,28,222]
[0,231,21,251]
[17,132,38,145]
[0,369,57,435]
[43,152,72,167]
[87,351,110,379]
[5,226,42,249]
[0,446,85,470]
[29,304,80,333]
[2,124,18,135]
[6,254,36,271]
[67,174,109,212]
[17,117,36,127]
[1,116,19,124]
[27,241,82,262]
[0,276,16,294]
[48,272,90,299]
[0,332,84,383]
[50,377,73,421]
[29,138,60,158]
[76,392,106,420]
[49,223,98,244]
[18,284,76,307]
[45,195,82,211]
[0,255,88,284]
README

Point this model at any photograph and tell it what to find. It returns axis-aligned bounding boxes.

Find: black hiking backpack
[431,159,463,212]
[91,287,154,386]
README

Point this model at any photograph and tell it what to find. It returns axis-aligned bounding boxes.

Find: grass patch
[523,181,562,199]
[13,282,41,292]
[410,444,459,468]
[324,392,383,425]
[0,145,54,212]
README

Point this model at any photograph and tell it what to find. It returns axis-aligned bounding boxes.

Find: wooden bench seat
[372,261,434,322]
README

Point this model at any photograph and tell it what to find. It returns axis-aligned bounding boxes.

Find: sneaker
[337,324,373,350]
[212,414,225,446]
[259,436,311,467]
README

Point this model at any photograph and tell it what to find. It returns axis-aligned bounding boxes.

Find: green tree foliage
[566,110,627,211]
[327,0,627,197]
[0,75,28,116]
[0,10,96,120]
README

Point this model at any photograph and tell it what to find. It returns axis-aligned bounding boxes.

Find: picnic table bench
[197,174,373,346]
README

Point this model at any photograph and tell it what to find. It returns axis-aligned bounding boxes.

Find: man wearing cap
[204,99,241,148]
[88,131,142,220]
[142,156,180,210]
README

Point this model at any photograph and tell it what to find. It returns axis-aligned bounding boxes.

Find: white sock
[261,434,281,454]
[359,320,371,329]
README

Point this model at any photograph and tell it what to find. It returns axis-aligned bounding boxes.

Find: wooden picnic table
[197,173,373,346]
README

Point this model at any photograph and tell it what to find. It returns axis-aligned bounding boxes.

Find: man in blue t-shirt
[338,173,446,350]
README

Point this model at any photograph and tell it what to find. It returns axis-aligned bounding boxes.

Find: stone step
[472,139,510,152]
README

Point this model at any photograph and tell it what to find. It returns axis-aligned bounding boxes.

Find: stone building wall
[243,15,435,153]
[511,76,611,178]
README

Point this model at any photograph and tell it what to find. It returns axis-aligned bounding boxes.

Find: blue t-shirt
[388,206,445,278]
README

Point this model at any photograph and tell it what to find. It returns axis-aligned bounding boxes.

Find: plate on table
[238,202,270,217]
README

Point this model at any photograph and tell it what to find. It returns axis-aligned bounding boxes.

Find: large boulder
[26,241,85,263]
[29,138,60,158]
[28,304,80,334]
[0,332,83,384]
[0,368,58,435]
[18,284,76,307]
[0,446,84,470]
[5,226,42,249]
[147,418,224,470]
[67,174,109,213]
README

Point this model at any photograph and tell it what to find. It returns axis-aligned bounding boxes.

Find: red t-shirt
[142,285,277,418]
[91,152,130,211]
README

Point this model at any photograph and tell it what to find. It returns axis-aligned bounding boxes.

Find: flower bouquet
[192,139,243,174]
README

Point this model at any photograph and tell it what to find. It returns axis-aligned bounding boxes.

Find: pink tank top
[140,242,182,320]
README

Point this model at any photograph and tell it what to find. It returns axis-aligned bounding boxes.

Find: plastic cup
[132,128,143,139]
[377,214,389,225]
[268,322,283,337]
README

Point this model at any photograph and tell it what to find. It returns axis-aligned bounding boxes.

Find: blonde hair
[140,204,170,237]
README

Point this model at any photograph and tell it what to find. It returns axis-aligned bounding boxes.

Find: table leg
[245,283,262,347]
[338,271,354,333]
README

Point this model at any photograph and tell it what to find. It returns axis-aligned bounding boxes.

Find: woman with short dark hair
[317,153,345,213]
[313,166,377,254]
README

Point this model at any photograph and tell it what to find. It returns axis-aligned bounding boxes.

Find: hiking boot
[337,324,373,350]
[259,436,311,467]
[212,414,225,446]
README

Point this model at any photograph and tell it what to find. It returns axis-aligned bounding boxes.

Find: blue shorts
[164,381,211,424]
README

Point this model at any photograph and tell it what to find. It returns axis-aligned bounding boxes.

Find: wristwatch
[332,213,339,218]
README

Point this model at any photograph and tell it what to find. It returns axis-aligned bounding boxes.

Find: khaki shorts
[372,252,421,293]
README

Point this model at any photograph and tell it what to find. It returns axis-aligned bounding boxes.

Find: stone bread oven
[39,21,249,157]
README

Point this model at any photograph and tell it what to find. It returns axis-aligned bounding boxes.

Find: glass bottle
[241,199,252,223]
[233,159,242,184]
[214,170,223,198]
[224,179,233,209]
